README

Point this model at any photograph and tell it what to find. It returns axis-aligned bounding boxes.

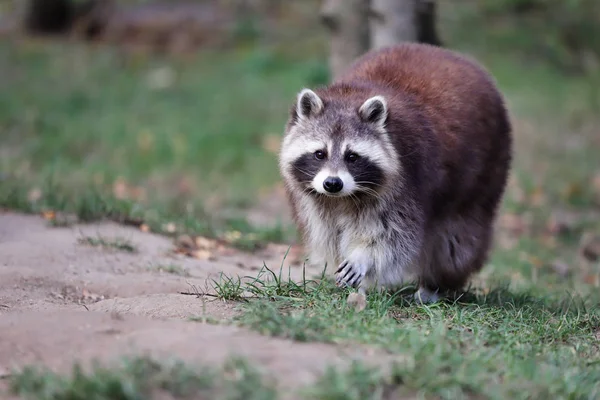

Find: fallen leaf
[347,292,367,312]
[529,186,546,207]
[112,177,129,200]
[41,210,56,221]
[140,224,150,232]
[224,230,242,242]
[191,249,212,260]
[580,232,600,262]
[499,213,529,235]
[163,222,177,233]
[195,236,217,250]
[583,274,599,286]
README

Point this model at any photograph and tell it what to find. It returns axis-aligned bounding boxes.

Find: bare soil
[0,211,390,397]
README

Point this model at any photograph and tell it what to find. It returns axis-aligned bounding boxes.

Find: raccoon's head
[279,88,400,199]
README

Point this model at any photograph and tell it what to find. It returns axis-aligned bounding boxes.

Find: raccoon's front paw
[335,260,367,288]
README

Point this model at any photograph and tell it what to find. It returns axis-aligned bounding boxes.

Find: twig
[179,291,220,298]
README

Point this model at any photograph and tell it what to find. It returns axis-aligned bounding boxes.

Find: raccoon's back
[338,43,512,218]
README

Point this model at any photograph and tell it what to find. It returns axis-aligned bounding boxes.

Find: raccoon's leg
[416,213,494,303]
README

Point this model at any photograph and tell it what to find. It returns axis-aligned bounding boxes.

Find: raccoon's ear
[359,96,388,127]
[296,89,324,119]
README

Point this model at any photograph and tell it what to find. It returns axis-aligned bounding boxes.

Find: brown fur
[283,43,512,294]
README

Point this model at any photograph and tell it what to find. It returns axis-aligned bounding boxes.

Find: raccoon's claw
[335,260,366,288]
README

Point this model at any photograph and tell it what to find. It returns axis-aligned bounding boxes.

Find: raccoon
[278,43,512,302]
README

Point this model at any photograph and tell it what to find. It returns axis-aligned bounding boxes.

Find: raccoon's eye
[314,150,326,160]
[346,152,360,163]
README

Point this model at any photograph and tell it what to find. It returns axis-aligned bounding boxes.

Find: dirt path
[0,211,390,397]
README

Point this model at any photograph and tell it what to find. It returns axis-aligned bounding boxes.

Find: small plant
[211,272,246,302]
[150,263,190,277]
[9,355,277,400]
[77,234,137,253]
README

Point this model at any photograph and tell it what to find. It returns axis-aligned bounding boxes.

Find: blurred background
[0,0,598,291]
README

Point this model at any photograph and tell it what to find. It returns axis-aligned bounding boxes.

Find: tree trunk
[23,0,75,34]
[320,0,370,81]
[370,0,417,49]
[370,0,442,48]
[416,0,442,46]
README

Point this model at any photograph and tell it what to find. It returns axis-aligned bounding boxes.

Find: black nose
[323,176,343,193]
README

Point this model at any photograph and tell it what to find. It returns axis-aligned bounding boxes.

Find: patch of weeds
[77,234,138,253]
[220,357,277,400]
[10,356,214,400]
[9,355,277,400]
[242,262,320,300]
[307,361,403,400]
[220,219,291,252]
[211,272,246,302]
[240,301,333,343]
[150,263,190,277]
[217,259,600,398]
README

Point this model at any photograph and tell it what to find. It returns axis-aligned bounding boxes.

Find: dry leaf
[195,236,217,250]
[347,292,367,312]
[41,210,56,221]
[224,230,242,242]
[140,224,150,233]
[191,249,212,260]
[163,222,177,233]
[112,177,129,200]
[583,274,599,286]
[174,235,195,251]
[580,233,600,262]
[529,186,546,207]
[499,213,528,235]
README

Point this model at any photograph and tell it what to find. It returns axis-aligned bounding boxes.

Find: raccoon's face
[279,88,400,199]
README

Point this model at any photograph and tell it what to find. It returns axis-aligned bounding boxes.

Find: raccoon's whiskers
[292,165,314,177]
[355,181,385,188]
[356,186,382,199]
[347,192,361,210]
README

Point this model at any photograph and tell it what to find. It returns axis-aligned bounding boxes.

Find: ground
[0,212,386,395]
[1,2,600,399]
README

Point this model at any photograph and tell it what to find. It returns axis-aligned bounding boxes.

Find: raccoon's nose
[323,176,343,193]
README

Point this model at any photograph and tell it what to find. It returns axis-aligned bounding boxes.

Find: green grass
[9,355,277,400]
[0,39,327,244]
[210,263,600,399]
[2,3,600,399]
[77,234,138,253]
[149,263,190,277]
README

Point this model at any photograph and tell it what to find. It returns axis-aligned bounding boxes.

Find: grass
[9,355,277,400]
[1,2,600,399]
[0,38,326,245]
[149,263,190,277]
[210,264,600,399]
[77,234,138,253]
